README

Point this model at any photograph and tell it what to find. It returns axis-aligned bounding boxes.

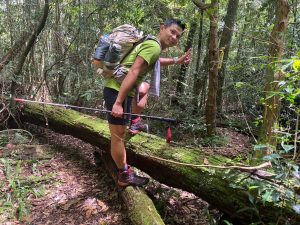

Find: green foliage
[154,184,180,216]
[1,0,300,222]
[80,89,93,101]
[0,157,56,222]
[198,135,230,148]
[231,149,300,224]
[200,203,216,225]
[269,57,300,142]
[235,52,300,222]
[248,55,300,221]
[12,133,28,145]
[293,60,300,71]
[0,133,9,149]
[233,155,242,162]
[0,130,33,147]
[98,172,112,185]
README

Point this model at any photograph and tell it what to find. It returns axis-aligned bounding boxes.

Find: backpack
[94,24,161,79]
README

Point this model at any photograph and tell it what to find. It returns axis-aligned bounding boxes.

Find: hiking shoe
[128,117,148,134]
[118,167,149,187]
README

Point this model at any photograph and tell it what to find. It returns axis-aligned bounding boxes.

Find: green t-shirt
[105,40,161,97]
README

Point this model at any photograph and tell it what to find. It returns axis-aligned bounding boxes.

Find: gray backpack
[94,24,161,81]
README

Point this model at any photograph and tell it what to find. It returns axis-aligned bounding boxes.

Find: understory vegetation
[1,0,300,224]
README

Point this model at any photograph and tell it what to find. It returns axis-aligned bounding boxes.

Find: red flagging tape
[167,126,171,143]
[14,98,24,102]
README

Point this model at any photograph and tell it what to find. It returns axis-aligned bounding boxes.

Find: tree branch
[191,0,210,10]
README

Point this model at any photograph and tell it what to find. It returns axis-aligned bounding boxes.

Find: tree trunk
[176,21,197,95]
[5,0,14,46]
[290,0,298,51]
[10,0,49,112]
[255,0,290,160]
[0,32,32,73]
[192,6,205,114]
[199,36,210,110]
[17,102,300,224]
[216,0,240,114]
[98,1,105,36]
[53,0,65,98]
[235,15,248,64]
[172,20,198,106]
[205,0,219,137]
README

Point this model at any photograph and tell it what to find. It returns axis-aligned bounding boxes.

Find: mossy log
[19,103,300,224]
[95,150,164,225]
[19,103,164,225]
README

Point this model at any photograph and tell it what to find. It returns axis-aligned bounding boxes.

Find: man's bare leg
[109,123,149,186]
[129,82,150,134]
[109,124,127,169]
[132,82,150,114]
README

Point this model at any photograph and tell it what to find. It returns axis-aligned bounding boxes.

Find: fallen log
[94,151,164,225]
[18,102,300,224]
[19,103,164,225]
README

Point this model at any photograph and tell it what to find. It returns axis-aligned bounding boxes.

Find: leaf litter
[0,124,254,224]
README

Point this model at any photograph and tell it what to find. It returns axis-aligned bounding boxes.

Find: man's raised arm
[159,48,191,67]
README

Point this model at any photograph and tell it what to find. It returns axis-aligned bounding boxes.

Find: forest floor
[0,125,254,225]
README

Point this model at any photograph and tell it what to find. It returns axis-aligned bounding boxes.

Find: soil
[0,125,254,225]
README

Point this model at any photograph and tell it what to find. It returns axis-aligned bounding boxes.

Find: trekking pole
[14,98,176,123]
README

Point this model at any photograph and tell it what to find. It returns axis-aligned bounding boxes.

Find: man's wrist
[114,100,123,105]
[173,57,178,65]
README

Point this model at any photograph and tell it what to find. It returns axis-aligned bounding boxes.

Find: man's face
[160,24,183,49]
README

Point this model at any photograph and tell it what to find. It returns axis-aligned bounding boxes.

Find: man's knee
[109,125,127,140]
[115,130,126,139]
[138,82,150,96]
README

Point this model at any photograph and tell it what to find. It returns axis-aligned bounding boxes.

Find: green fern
[13,133,28,145]
[0,133,9,149]
[17,201,30,221]
[1,158,12,178]
[32,184,45,198]
[0,152,56,223]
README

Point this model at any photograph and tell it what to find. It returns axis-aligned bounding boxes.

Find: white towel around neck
[149,60,161,97]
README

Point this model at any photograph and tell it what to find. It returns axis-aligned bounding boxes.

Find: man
[104,18,191,187]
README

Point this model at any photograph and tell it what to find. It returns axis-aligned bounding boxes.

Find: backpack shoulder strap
[143,36,162,53]
[141,36,162,68]
[120,35,162,64]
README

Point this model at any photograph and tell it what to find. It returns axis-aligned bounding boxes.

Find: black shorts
[103,87,133,125]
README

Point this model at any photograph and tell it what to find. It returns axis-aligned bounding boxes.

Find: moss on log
[21,103,164,225]
[98,151,164,225]
[19,103,300,224]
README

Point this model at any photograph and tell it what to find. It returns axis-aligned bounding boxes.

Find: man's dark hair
[164,18,185,31]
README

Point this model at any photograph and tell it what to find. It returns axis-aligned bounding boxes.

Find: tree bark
[172,20,198,106]
[205,0,219,137]
[199,36,210,110]
[176,20,197,95]
[192,0,210,10]
[193,6,205,114]
[17,102,300,224]
[255,0,290,160]
[0,32,32,73]
[216,0,240,114]
[290,0,298,51]
[53,0,65,98]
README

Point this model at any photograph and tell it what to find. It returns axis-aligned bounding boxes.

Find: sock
[131,116,140,123]
[118,165,129,173]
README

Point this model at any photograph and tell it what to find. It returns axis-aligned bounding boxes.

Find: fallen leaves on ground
[0,124,255,224]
